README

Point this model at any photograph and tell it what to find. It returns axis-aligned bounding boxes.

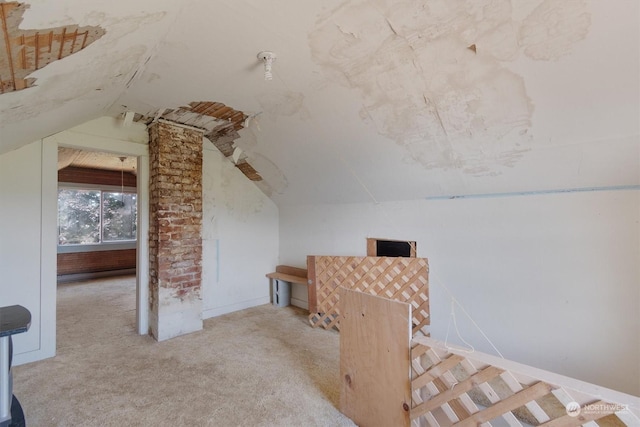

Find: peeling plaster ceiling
[0,2,105,93]
[0,0,638,206]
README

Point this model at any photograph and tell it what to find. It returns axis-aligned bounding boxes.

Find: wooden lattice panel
[410,336,640,427]
[307,256,429,335]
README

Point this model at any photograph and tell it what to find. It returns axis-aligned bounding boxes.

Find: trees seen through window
[58,188,137,245]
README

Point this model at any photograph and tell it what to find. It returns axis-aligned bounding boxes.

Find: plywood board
[339,288,412,427]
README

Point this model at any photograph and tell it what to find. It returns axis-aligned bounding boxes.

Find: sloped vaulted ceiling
[0,0,638,206]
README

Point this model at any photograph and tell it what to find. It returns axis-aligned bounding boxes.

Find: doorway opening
[56,146,146,335]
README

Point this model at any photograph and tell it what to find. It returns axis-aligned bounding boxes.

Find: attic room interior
[0,0,638,426]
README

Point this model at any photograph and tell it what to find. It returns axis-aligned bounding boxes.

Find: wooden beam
[411,366,504,420]
[307,256,318,313]
[265,272,307,285]
[538,400,616,427]
[454,381,553,427]
[412,354,465,391]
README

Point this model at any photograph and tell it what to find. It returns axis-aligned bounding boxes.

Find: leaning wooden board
[307,255,429,335]
[339,288,412,427]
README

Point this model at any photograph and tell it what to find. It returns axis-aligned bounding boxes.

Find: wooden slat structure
[410,336,640,427]
[307,255,429,335]
[336,291,640,427]
[340,288,412,427]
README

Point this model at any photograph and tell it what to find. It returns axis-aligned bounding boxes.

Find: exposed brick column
[148,121,203,340]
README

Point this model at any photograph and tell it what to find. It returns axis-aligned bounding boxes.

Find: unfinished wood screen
[410,336,640,427]
[340,289,412,427]
[307,255,429,335]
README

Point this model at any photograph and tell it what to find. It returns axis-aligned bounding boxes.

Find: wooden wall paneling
[339,288,412,427]
[57,249,136,275]
[58,166,137,187]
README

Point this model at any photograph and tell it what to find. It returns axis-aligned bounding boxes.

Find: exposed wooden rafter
[158,101,262,182]
[0,1,105,94]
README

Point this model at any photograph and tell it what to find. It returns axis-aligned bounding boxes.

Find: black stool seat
[0,305,31,427]
[0,305,31,337]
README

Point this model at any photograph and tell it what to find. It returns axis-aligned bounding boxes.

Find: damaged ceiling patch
[155,101,286,193]
[256,91,310,122]
[0,2,105,93]
[309,0,590,175]
[519,0,591,61]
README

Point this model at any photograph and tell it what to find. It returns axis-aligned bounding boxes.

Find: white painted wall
[0,141,56,364]
[279,190,640,396]
[201,143,279,318]
[1,116,150,364]
[2,116,280,364]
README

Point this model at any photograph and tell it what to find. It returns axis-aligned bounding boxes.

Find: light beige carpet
[13,276,356,427]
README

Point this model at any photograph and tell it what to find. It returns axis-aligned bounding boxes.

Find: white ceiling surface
[0,0,638,205]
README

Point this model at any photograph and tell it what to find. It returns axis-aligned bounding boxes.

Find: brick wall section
[57,249,136,275]
[148,121,203,339]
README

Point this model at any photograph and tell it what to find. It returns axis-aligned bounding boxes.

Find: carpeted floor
[13,276,356,426]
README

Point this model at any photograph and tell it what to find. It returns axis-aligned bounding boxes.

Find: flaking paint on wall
[247,153,289,196]
[235,128,290,196]
[309,0,590,175]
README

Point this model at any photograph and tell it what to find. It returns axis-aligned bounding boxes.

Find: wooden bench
[265,265,308,285]
[266,265,308,307]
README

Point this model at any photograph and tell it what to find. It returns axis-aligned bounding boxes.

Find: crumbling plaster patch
[0,3,167,125]
[0,45,147,123]
[0,2,105,93]
[235,127,290,197]
[309,0,590,175]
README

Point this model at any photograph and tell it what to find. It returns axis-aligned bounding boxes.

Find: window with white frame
[58,187,137,245]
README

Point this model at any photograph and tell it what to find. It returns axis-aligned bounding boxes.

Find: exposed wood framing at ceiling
[56,101,262,184]
[234,161,261,181]
[58,147,137,174]
[0,1,105,93]
[156,101,263,182]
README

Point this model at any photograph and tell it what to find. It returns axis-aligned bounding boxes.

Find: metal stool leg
[0,336,11,426]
